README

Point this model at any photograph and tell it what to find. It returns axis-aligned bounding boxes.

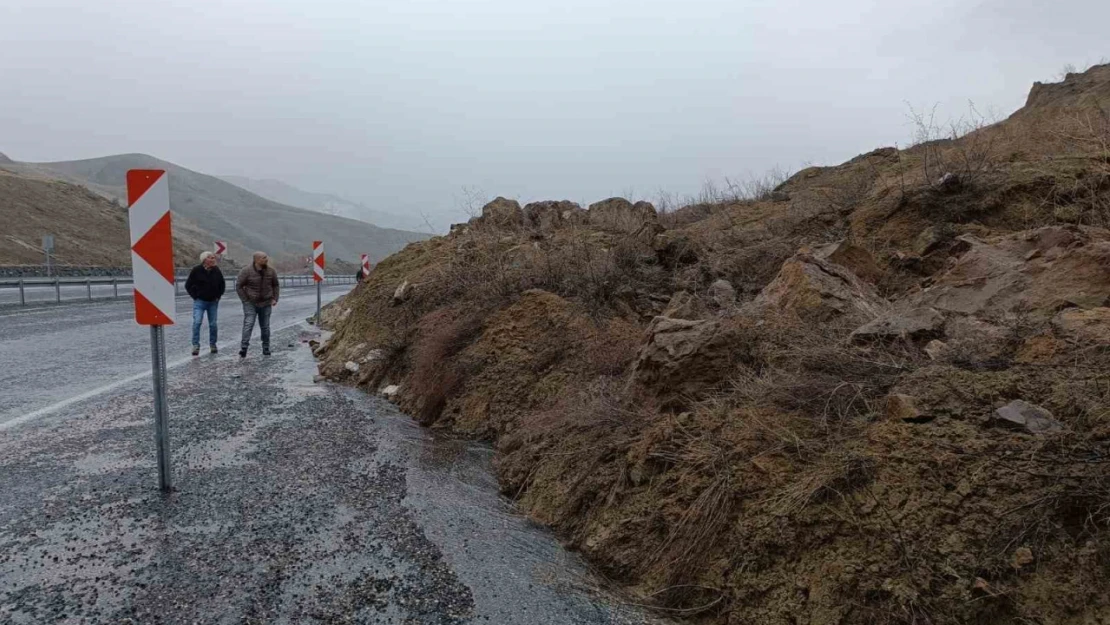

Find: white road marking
[0,318,311,432]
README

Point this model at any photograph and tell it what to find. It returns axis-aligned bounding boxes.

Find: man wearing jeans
[185,251,225,356]
[236,251,280,358]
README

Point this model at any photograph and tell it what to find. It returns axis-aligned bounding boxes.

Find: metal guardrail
[0,274,356,306]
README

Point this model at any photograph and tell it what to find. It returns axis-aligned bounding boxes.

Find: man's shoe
[239,348,247,358]
[262,347,272,356]
[210,345,219,355]
[191,345,200,357]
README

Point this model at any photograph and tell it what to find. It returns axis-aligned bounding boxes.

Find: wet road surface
[0,286,347,428]
[0,295,664,624]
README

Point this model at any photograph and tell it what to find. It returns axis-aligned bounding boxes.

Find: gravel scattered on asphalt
[0,326,667,625]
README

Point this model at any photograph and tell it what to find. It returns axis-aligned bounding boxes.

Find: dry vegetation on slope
[316,64,1110,624]
[0,167,205,267]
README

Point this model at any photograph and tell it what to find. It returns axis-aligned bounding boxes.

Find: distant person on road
[185,251,225,356]
[236,251,280,358]
[355,269,364,283]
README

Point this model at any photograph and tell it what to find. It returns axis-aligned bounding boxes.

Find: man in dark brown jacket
[236,251,280,358]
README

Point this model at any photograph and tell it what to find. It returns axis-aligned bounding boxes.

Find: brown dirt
[316,64,1110,624]
[0,168,205,267]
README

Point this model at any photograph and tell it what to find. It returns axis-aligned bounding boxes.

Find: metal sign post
[149,325,172,490]
[43,235,54,277]
[312,240,325,323]
[127,169,177,493]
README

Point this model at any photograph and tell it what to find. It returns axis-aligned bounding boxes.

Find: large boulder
[522,200,587,233]
[588,198,660,234]
[630,317,736,397]
[813,240,884,284]
[478,197,524,229]
[912,227,1110,318]
[745,251,886,323]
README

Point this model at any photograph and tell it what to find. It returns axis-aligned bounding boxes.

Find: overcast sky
[2,0,1108,229]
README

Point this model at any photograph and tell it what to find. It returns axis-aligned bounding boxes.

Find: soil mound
[316,63,1110,625]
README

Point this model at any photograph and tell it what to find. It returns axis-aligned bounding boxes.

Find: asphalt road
[0,293,662,624]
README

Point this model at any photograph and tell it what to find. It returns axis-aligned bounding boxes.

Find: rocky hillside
[315,64,1110,624]
[2,154,428,270]
[0,168,205,267]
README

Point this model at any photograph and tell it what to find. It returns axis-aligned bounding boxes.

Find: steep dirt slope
[316,65,1110,624]
[0,168,204,267]
[3,154,428,268]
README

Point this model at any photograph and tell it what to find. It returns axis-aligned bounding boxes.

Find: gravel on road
[0,322,665,624]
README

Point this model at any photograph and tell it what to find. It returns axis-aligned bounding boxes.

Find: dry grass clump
[407,307,486,424]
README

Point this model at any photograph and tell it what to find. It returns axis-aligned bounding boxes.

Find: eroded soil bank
[317,64,1110,624]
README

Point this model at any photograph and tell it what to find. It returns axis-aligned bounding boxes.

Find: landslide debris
[317,64,1110,625]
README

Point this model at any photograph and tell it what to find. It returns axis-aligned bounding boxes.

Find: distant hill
[219,175,427,233]
[3,154,428,270]
[0,168,205,267]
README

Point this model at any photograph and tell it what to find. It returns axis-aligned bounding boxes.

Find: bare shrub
[724,165,792,202]
[907,101,1001,185]
[728,317,921,426]
[1051,102,1110,226]
[408,307,485,424]
[454,185,489,219]
[723,164,794,200]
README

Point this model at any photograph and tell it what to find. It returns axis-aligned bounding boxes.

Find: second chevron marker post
[126,169,176,493]
[312,240,325,323]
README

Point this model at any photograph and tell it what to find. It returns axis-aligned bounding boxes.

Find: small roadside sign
[126,169,175,493]
[312,241,325,322]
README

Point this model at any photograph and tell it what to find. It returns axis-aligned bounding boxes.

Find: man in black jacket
[185,251,226,356]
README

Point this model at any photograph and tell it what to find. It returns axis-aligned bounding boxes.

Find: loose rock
[885,394,926,422]
[478,197,524,228]
[746,251,886,323]
[587,197,659,234]
[993,400,1063,435]
[392,280,414,306]
[850,307,945,342]
[708,279,736,309]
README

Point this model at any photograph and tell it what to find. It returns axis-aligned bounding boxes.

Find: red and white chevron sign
[127,170,175,325]
[312,240,325,283]
[214,241,227,256]
[360,254,370,277]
